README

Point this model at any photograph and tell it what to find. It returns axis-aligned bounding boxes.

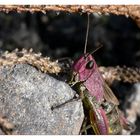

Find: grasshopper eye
[86,60,94,69]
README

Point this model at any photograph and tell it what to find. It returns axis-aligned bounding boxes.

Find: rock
[0,64,84,135]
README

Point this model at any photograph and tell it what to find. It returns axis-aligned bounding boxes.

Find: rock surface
[0,64,84,135]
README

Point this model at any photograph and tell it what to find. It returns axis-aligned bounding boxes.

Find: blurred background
[0,11,140,134]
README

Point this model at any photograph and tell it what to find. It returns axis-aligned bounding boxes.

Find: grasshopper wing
[103,82,119,105]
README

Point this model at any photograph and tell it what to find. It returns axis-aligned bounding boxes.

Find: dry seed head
[0,49,61,74]
[99,66,140,85]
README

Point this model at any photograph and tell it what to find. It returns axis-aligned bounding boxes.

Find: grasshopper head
[72,54,96,81]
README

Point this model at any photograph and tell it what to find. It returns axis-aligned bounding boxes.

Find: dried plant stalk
[99,66,140,85]
[0,5,140,26]
[0,49,61,74]
[0,49,139,83]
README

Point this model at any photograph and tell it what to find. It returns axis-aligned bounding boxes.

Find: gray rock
[0,64,84,135]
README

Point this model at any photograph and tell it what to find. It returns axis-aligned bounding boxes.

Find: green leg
[80,117,92,135]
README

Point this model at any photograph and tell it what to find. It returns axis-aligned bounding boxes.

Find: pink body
[72,54,108,134]
[72,53,134,134]
[72,54,104,103]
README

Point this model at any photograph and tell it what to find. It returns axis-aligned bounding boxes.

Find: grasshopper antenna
[84,13,90,54]
[84,14,102,58]
[85,43,103,58]
[90,43,103,55]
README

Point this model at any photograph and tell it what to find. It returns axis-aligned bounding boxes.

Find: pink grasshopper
[70,15,135,135]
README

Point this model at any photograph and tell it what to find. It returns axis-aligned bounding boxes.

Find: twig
[0,5,140,26]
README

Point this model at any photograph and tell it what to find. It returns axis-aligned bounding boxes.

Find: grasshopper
[69,14,135,135]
